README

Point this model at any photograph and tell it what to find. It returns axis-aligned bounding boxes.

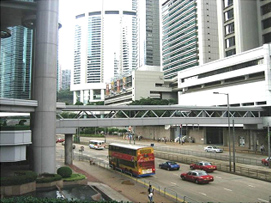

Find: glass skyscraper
[0,26,33,99]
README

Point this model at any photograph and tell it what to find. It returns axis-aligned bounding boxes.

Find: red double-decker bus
[108,143,155,177]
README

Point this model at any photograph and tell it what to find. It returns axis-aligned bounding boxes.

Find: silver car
[204,146,223,153]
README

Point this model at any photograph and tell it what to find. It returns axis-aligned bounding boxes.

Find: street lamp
[213,92,232,172]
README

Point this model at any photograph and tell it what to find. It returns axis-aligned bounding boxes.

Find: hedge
[0,171,37,186]
[62,174,86,182]
[36,173,62,183]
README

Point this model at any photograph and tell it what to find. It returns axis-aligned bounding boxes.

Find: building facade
[61,69,71,90]
[105,66,175,105]
[161,0,219,79]
[138,0,161,66]
[71,0,139,104]
[217,0,271,58]
[257,0,271,45]
[177,44,271,147]
[0,26,33,99]
[71,0,162,104]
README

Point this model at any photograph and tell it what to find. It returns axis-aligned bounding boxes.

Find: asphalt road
[56,140,271,203]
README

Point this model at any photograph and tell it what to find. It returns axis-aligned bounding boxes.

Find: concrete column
[31,0,59,174]
[65,134,73,165]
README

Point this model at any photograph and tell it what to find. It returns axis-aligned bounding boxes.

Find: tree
[57,89,73,104]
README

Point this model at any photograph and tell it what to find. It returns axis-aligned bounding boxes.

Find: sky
[58,0,77,70]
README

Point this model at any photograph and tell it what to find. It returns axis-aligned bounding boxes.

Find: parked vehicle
[159,161,180,171]
[190,161,217,172]
[180,170,214,184]
[204,146,223,153]
[261,157,271,166]
[56,138,65,143]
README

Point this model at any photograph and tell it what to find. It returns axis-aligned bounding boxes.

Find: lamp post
[213,92,232,172]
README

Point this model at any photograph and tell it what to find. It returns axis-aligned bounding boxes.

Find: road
[56,141,271,203]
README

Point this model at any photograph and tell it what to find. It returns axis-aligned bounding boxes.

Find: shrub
[57,166,72,178]
[36,173,62,183]
[62,173,86,182]
[0,171,37,186]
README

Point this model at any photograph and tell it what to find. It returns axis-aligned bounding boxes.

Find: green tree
[57,89,73,104]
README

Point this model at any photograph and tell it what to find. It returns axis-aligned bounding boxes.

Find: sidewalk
[57,158,170,203]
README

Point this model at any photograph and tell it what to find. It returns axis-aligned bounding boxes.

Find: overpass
[0,98,266,133]
[1,98,270,166]
[55,104,266,134]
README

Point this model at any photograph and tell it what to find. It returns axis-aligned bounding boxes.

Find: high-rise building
[61,69,71,90]
[71,0,161,104]
[138,0,160,66]
[217,0,271,58]
[257,0,271,45]
[0,26,33,99]
[161,0,219,80]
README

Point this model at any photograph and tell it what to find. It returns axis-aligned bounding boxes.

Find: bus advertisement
[89,140,105,150]
[108,143,155,177]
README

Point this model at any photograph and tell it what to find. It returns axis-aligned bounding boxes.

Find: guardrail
[56,152,199,203]
[154,146,264,166]
[155,151,271,182]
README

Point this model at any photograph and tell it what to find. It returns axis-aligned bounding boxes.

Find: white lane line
[224,188,232,192]
[173,173,179,176]
[199,192,207,196]
[248,184,255,188]
[215,176,222,179]
[257,198,268,202]
[170,182,177,185]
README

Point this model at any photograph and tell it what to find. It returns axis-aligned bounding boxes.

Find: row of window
[109,145,137,156]
[181,58,263,82]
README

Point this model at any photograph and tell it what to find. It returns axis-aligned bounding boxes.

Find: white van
[89,140,105,150]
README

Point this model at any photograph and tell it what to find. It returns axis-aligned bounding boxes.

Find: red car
[56,138,65,143]
[261,157,270,166]
[190,161,217,172]
[180,170,214,184]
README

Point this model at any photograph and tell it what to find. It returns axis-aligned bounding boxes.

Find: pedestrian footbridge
[0,98,268,134]
[55,104,267,134]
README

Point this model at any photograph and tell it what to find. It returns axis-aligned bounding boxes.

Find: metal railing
[155,151,271,182]
[154,146,264,166]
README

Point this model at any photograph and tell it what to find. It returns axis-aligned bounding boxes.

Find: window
[224,0,233,8]
[225,23,234,35]
[263,32,271,43]
[262,17,271,29]
[225,49,236,57]
[261,2,271,15]
[224,9,234,21]
[225,36,235,48]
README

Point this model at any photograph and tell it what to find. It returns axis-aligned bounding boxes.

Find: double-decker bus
[108,143,155,177]
[89,140,105,150]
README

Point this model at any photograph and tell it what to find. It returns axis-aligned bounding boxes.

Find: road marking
[171,182,177,185]
[199,192,207,196]
[248,184,255,188]
[224,188,232,192]
[173,173,179,176]
[215,176,222,179]
[257,198,268,202]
